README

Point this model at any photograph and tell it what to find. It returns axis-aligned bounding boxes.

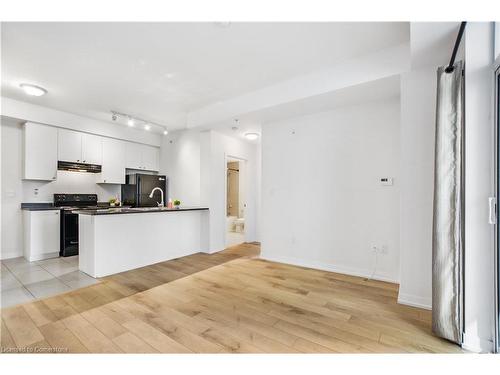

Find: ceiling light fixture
[244,132,259,141]
[19,83,47,97]
[110,111,169,134]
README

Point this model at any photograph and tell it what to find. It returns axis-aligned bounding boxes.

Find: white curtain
[432,60,464,344]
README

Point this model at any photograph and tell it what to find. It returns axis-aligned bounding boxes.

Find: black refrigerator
[121,174,168,207]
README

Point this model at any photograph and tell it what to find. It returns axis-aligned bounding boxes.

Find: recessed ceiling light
[19,83,47,97]
[244,132,259,140]
[163,130,168,135]
[127,118,135,127]
[144,124,151,131]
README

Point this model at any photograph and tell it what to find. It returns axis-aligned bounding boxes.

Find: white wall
[201,131,260,252]
[1,118,121,259]
[463,22,495,353]
[398,67,437,309]
[160,130,201,205]
[495,22,500,61]
[2,97,162,147]
[161,129,260,253]
[260,98,401,282]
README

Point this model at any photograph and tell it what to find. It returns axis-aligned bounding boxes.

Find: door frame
[224,153,248,247]
[494,60,500,353]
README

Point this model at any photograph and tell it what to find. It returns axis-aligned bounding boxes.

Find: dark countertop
[21,202,115,211]
[72,206,209,215]
[21,203,59,211]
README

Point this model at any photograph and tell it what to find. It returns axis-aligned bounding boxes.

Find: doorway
[225,157,246,247]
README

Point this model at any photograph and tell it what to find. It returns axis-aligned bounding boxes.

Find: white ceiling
[1,22,409,132]
[216,74,400,142]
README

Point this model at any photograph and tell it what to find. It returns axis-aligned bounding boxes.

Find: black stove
[54,194,98,257]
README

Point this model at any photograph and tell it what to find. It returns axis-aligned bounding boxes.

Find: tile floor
[1,255,99,308]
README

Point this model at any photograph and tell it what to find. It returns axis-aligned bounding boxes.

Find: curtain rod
[445,22,467,73]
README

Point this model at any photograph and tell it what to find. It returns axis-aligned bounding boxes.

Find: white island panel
[79,209,209,277]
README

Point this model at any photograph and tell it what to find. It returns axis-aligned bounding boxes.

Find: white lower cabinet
[96,138,126,184]
[23,210,60,262]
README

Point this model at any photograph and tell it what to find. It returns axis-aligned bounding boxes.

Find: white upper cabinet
[96,138,126,184]
[81,133,102,165]
[125,142,159,171]
[142,145,160,171]
[58,128,82,163]
[58,129,103,165]
[125,142,143,170]
[23,123,58,181]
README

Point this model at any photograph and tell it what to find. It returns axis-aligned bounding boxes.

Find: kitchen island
[74,207,209,277]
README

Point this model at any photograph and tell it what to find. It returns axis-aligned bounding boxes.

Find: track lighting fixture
[110,111,169,135]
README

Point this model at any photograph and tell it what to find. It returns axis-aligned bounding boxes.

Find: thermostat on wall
[380,177,393,186]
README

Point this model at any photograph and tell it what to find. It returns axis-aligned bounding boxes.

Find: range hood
[57,161,102,173]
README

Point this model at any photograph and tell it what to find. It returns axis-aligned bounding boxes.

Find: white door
[23,123,58,181]
[125,142,143,170]
[58,128,82,162]
[98,138,126,184]
[81,133,102,165]
[142,145,160,171]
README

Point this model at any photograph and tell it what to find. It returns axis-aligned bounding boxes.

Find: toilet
[234,218,245,233]
[226,216,237,231]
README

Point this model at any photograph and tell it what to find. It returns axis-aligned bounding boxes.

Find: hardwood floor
[1,243,463,353]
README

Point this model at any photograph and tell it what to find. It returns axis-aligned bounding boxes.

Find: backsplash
[22,170,121,202]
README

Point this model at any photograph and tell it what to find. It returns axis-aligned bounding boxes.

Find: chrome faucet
[148,187,164,207]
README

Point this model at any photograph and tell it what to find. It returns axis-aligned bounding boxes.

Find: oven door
[60,211,79,257]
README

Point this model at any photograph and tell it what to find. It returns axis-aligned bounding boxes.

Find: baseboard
[462,332,494,353]
[259,254,399,284]
[397,292,432,310]
[0,250,23,261]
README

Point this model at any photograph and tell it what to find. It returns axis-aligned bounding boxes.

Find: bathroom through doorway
[226,157,246,247]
